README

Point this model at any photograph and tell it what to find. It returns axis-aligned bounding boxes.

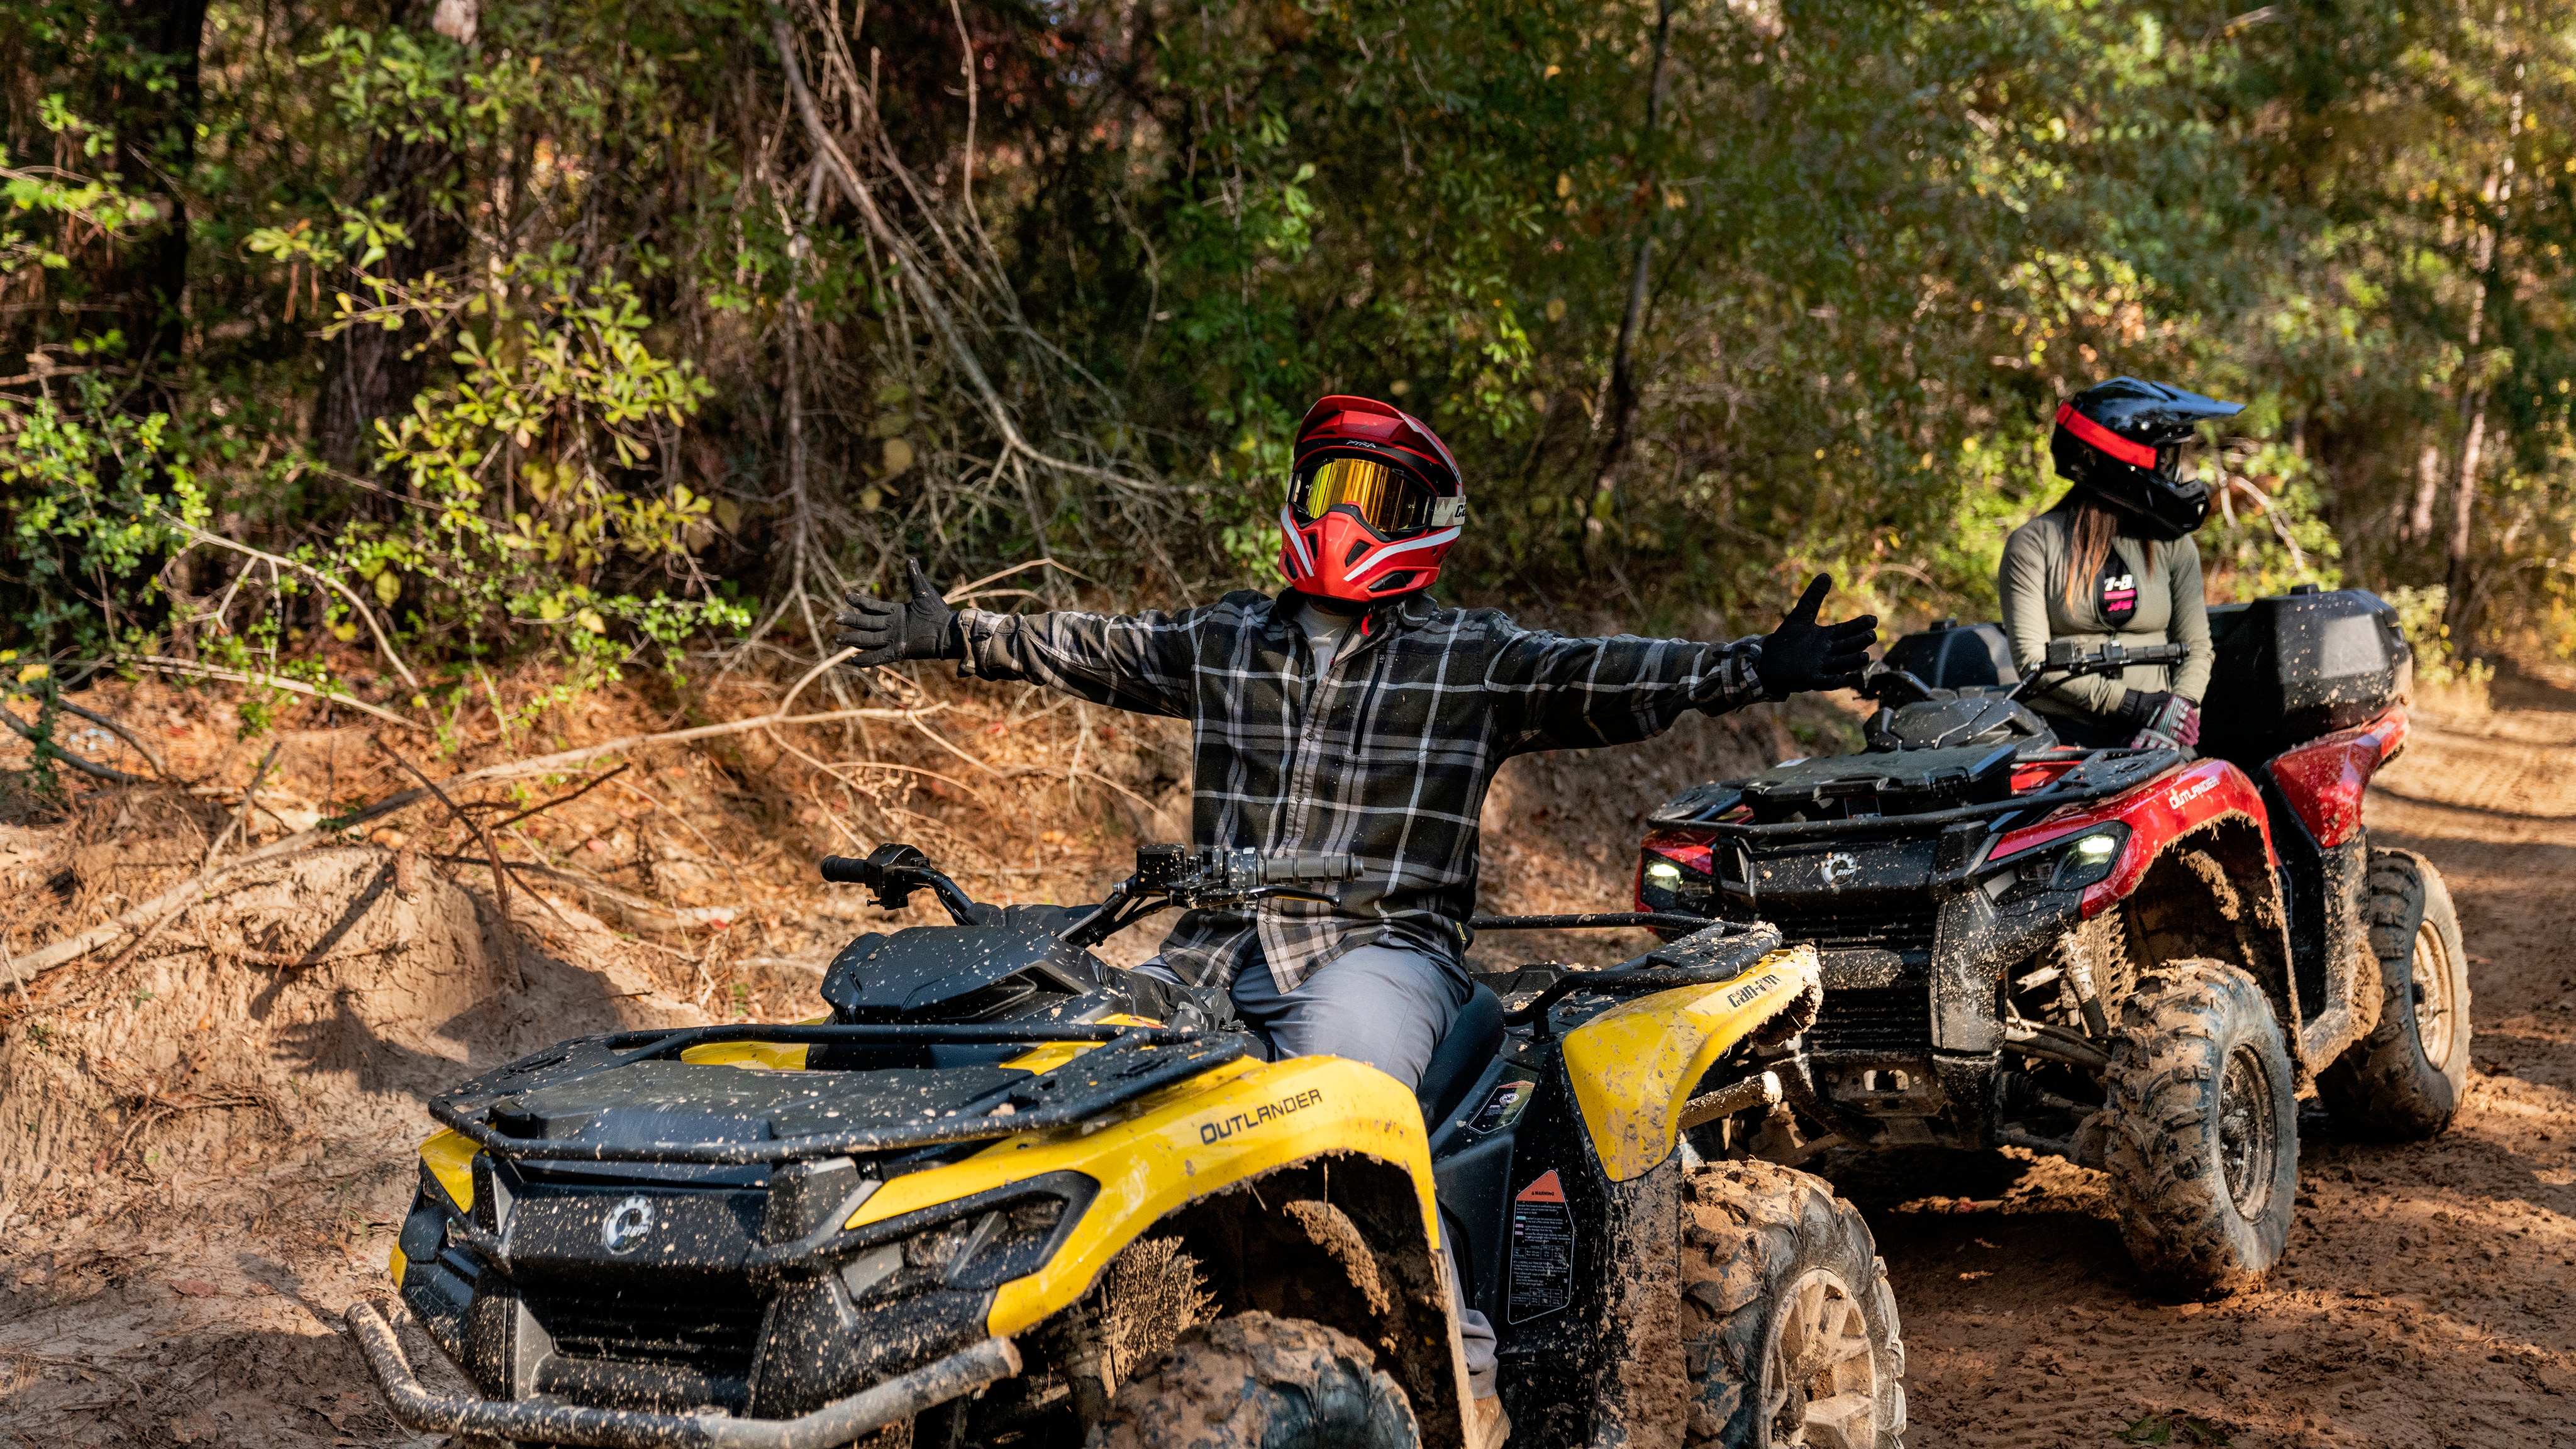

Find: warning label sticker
[1507,1169,1573,1324]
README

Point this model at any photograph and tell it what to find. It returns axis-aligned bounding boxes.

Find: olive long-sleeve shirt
[1999,511,2213,718]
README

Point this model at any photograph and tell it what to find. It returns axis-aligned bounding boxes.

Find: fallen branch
[375,735,512,953]
[203,743,282,874]
[53,699,168,778]
[4,789,431,980]
[1,707,151,784]
[102,743,289,972]
[431,853,713,933]
[457,703,937,784]
[4,697,936,982]
[123,657,423,730]
[487,763,631,833]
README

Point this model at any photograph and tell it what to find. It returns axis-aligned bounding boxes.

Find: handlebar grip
[1261,853,1360,884]
[819,855,872,885]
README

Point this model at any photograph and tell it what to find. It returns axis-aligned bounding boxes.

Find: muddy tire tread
[2102,958,2297,1296]
[1086,1310,1418,1449]
[1680,1158,1906,1448]
[2317,848,2471,1139]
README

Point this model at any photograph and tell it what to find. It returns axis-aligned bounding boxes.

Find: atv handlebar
[2009,640,2186,701]
[1259,852,1362,885]
[820,840,1357,943]
[1867,640,2189,709]
[818,843,980,923]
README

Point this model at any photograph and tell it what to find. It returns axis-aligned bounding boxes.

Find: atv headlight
[1636,840,1716,914]
[1992,823,2130,897]
[2050,826,2130,891]
[835,1176,1093,1311]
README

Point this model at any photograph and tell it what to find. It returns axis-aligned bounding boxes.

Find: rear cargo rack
[429,1022,1252,1166]
[1677,745,2178,841]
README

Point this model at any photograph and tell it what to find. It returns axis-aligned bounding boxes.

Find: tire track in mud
[1836,704,2576,1449]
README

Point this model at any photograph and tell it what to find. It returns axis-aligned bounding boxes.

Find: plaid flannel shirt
[955,589,1767,994]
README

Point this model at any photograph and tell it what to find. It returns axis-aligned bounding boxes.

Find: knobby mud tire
[2104,958,2299,1297]
[1680,1159,1907,1448]
[2318,848,2472,1139]
[1087,1311,1418,1449]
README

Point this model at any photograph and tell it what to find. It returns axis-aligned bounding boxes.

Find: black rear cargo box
[1882,619,2019,691]
[2201,587,2411,762]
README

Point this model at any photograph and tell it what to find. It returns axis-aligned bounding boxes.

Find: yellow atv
[350,843,1907,1448]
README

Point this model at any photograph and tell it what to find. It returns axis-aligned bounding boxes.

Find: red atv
[1633,587,2468,1296]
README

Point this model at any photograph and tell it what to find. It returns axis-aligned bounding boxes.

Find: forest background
[4,0,2573,741]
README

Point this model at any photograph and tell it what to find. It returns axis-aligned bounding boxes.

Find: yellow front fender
[840,1052,1440,1339]
[1560,943,1821,1182]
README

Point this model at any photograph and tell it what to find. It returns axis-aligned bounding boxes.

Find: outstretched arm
[1492,574,1876,753]
[833,559,1195,718]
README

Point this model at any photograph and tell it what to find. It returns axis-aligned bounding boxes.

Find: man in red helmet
[837,395,1875,1440]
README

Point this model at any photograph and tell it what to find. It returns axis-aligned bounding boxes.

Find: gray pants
[1139,944,1501,1397]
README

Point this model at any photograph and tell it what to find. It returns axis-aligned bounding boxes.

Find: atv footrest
[345,1301,1019,1449]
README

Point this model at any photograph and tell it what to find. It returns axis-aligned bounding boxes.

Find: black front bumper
[348,1301,1018,1449]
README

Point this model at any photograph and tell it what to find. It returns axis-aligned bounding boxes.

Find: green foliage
[0,372,205,652]
[6,0,2576,714]
[2385,585,2494,693]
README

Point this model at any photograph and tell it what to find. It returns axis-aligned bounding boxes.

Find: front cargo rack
[428,1021,1250,1167]
[1654,744,2180,841]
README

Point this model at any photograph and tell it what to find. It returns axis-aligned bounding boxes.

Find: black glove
[2121,689,2199,748]
[834,558,963,667]
[1756,574,1879,699]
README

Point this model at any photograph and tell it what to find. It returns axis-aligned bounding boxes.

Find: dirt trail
[8,666,2570,1448]
[1849,694,2576,1448]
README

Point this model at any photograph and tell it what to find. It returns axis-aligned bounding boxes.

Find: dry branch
[52,699,168,777]
[123,657,424,730]
[158,516,422,690]
[375,735,513,953]
[0,707,150,784]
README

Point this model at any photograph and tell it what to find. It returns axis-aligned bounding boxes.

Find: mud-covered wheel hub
[2217,1043,2282,1222]
[2408,916,2458,1064]
[1765,1267,1883,1448]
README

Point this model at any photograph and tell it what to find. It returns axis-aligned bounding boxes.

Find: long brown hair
[2050,491,2152,611]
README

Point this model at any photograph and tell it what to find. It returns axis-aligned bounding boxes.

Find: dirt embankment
[1853,686,2576,1448]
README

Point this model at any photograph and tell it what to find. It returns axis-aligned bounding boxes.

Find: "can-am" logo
[1726,972,1783,1009]
[601,1196,656,1254]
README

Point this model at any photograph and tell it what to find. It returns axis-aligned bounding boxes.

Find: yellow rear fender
[1561,943,1822,1182]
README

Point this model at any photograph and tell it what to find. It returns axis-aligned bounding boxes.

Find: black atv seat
[1417,982,1506,1126]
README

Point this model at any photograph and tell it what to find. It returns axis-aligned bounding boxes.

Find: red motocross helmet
[1279,396,1466,602]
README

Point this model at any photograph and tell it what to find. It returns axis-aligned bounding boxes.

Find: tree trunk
[1585,0,1677,545]
[315,5,468,475]
[92,0,208,376]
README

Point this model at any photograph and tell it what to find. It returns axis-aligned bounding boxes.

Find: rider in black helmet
[2001,378,2243,750]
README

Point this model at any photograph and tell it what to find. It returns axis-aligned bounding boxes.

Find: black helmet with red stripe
[1280,396,1466,602]
[2050,377,2243,541]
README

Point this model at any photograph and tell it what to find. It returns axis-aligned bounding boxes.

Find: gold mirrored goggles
[1289,457,1464,537]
